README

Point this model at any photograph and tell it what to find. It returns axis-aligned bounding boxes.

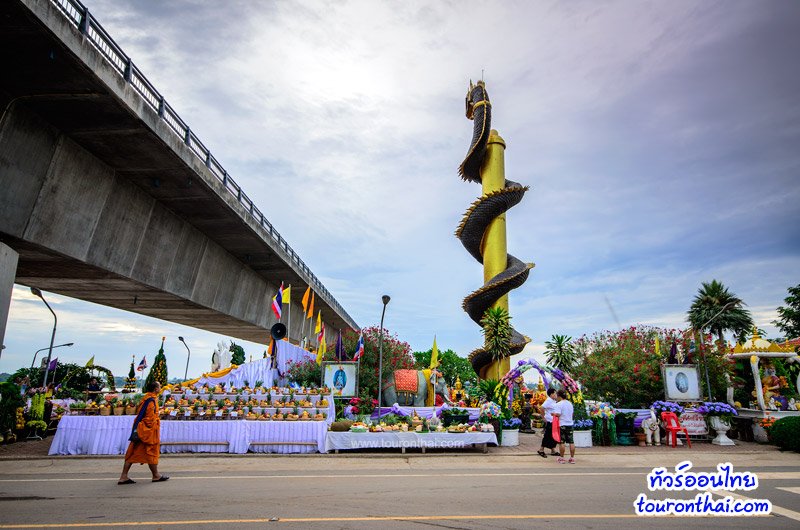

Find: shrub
[769,416,800,452]
[286,359,321,387]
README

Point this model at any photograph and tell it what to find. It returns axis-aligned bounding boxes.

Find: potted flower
[479,401,503,444]
[589,403,617,446]
[696,401,737,446]
[501,417,522,447]
[573,419,594,448]
[650,400,684,417]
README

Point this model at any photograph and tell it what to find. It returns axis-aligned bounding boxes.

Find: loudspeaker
[270,323,287,340]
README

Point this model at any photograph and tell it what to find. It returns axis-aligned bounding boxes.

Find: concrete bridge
[0,0,358,349]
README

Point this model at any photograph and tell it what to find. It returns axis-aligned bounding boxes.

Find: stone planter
[709,416,735,446]
[574,429,593,448]
[500,429,519,447]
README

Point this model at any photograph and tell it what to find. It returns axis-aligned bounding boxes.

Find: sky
[3,0,799,382]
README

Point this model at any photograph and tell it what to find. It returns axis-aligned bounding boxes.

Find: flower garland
[501,359,583,404]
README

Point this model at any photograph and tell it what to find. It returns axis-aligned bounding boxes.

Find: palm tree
[687,280,754,344]
[544,334,577,371]
[480,307,512,363]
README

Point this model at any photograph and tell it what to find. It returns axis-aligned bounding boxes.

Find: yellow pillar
[480,130,510,381]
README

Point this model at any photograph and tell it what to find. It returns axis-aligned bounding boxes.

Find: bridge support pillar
[0,242,19,351]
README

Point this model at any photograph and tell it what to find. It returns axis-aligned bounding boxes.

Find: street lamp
[30,343,74,371]
[30,287,58,386]
[178,336,191,380]
[695,301,737,401]
[376,295,390,420]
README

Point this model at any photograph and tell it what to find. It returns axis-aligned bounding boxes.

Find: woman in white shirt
[537,388,559,458]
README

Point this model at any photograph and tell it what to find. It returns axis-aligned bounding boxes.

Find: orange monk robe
[124,391,161,465]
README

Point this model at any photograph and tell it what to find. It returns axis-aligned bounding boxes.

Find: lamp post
[30,343,74,371]
[694,301,737,401]
[376,295,390,419]
[30,287,58,386]
[178,336,191,380]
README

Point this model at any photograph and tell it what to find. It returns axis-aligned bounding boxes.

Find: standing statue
[642,409,661,446]
[456,80,533,379]
[382,369,452,407]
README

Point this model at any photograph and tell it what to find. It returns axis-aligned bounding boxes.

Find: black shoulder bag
[128,398,155,442]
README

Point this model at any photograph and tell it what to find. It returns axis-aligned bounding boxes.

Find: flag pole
[286,285,291,344]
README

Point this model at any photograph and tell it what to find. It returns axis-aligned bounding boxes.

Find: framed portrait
[662,364,702,402]
[321,362,359,398]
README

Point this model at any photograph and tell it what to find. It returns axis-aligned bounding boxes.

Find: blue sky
[3,0,799,381]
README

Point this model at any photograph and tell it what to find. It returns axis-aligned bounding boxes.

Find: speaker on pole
[270,323,287,340]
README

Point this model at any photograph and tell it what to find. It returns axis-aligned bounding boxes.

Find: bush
[573,325,732,408]
[286,358,321,387]
[770,416,800,452]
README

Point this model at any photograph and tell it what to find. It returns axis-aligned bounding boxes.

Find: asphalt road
[1,454,799,529]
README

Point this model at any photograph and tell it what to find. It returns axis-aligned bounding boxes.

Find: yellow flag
[429,336,439,369]
[283,285,291,304]
[85,355,94,368]
[654,336,660,357]
[315,310,322,334]
[316,335,327,365]
[307,292,315,319]
[301,286,311,313]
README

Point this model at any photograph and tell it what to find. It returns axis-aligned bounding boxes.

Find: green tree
[544,334,577,371]
[773,284,800,340]
[145,338,168,389]
[413,348,478,387]
[229,342,246,365]
[573,325,731,408]
[481,306,511,359]
[687,280,754,344]
[318,327,415,403]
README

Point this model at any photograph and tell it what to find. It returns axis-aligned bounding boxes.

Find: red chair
[661,412,691,448]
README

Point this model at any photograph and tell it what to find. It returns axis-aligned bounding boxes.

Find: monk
[118,381,168,484]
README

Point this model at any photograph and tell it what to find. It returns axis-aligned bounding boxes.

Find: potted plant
[696,401,738,446]
[501,417,522,446]
[441,407,470,427]
[634,427,647,446]
[590,403,617,446]
[614,412,638,446]
[124,397,137,415]
[573,419,594,447]
[25,419,48,440]
[479,401,503,444]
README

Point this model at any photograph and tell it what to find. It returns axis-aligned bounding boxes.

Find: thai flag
[271,283,284,320]
[353,333,364,361]
[137,356,147,372]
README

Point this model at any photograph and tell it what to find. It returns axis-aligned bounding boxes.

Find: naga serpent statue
[456,80,533,379]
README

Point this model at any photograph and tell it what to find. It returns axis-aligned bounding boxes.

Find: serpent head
[465,80,489,120]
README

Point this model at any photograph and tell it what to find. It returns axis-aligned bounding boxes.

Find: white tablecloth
[49,416,327,455]
[324,431,497,452]
[247,421,328,454]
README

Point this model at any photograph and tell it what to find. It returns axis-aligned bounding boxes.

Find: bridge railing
[48,0,351,323]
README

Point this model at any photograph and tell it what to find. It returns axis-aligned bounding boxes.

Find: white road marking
[0,471,643,482]
[708,488,800,522]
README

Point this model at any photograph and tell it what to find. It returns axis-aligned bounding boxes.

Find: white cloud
[3,0,799,381]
